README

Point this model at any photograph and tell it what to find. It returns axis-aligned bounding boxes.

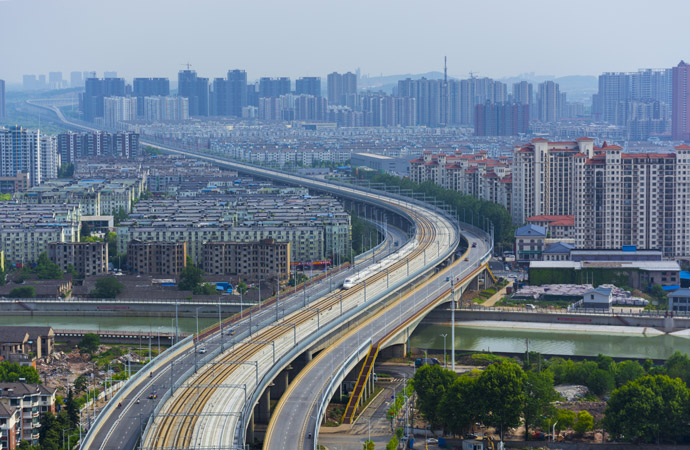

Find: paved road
[265,229,491,450]
[86,225,408,449]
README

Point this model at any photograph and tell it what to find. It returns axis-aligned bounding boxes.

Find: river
[410,323,690,360]
[0,315,217,334]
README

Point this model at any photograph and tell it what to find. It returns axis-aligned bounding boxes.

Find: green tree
[73,375,88,393]
[362,439,375,450]
[649,284,668,308]
[57,163,74,178]
[0,362,40,383]
[8,286,36,298]
[78,333,101,354]
[553,408,576,432]
[604,378,663,442]
[664,351,690,385]
[475,361,526,440]
[237,281,248,295]
[66,388,80,428]
[385,436,398,450]
[412,364,457,427]
[523,370,558,439]
[179,257,204,291]
[573,410,594,435]
[0,193,11,201]
[438,374,479,436]
[586,368,615,396]
[595,354,616,373]
[106,231,117,257]
[637,375,690,443]
[17,440,33,450]
[35,252,63,279]
[89,277,124,298]
[615,360,645,387]
[193,283,217,295]
[113,207,128,225]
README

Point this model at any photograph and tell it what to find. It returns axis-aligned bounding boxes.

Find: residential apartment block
[202,239,290,282]
[127,240,187,275]
[0,383,56,447]
[117,196,350,264]
[409,150,512,215]
[573,144,690,258]
[0,203,81,264]
[47,241,108,276]
[0,126,59,188]
[511,138,595,224]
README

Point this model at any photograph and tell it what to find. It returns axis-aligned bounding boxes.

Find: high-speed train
[342,239,416,289]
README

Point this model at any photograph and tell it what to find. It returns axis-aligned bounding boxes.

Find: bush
[573,410,594,435]
[9,286,36,298]
[90,277,124,298]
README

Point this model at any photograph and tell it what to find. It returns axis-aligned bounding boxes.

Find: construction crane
[469,71,479,79]
[181,62,193,70]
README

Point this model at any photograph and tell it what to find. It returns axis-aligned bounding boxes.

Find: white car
[198,347,207,354]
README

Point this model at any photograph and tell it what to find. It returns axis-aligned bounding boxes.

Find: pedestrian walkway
[481,284,509,307]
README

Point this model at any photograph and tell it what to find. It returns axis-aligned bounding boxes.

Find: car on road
[472,242,477,248]
[226,329,235,336]
[525,303,536,310]
[199,347,207,354]
[415,358,440,368]
[464,257,469,261]
[148,392,157,399]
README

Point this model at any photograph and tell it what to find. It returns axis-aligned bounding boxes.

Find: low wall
[424,307,690,330]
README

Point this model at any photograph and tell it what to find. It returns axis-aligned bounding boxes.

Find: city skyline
[1,0,688,83]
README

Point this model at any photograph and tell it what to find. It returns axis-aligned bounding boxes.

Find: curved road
[265,230,491,450]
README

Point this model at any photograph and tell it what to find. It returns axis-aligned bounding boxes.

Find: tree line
[355,170,514,246]
[412,351,690,443]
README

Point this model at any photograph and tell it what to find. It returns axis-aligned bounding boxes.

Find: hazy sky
[1,0,688,83]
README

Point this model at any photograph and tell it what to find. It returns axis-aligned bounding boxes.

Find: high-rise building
[143,96,189,121]
[133,78,170,117]
[672,60,690,141]
[537,81,561,123]
[474,102,529,136]
[574,144,690,257]
[104,71,118,79]
[0,79,5,121]
[48,72,63,89]
[82,77,126,121]
[512,81,534,118]
[0,126,59,187]
[103,96,137,128]
[327,72,357,106]
[295,77,321,97]
[259,77,291,98]
[511,138,595,224]
[177,70,209,116]
[57,131,140,161]
[210,70,248,117]
[70,71,83,88]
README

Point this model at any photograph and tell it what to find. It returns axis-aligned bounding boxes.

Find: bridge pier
[271,368,290,400]
[247,412,255,444]
[256,387,271,424]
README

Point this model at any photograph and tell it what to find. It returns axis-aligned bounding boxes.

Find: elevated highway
[27,101,493,450]
[265,228,492,450]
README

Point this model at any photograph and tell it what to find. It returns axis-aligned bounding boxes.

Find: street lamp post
[440,334,447,369]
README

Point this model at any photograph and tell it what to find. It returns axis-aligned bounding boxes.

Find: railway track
[143,204,442,449]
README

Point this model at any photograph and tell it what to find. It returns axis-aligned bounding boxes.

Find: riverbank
[444,320,665,336]
[410,322,690,360]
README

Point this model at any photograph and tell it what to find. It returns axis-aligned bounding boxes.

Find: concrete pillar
[247,412,255,444]
[257,388,271,423]
[272,370,289,400]
[664,315,675,333]
[305,350,313,362]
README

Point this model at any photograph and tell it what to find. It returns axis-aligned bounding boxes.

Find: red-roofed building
[526,215,575,239]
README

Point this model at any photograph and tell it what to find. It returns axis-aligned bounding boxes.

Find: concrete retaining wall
[424,307,690,330]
